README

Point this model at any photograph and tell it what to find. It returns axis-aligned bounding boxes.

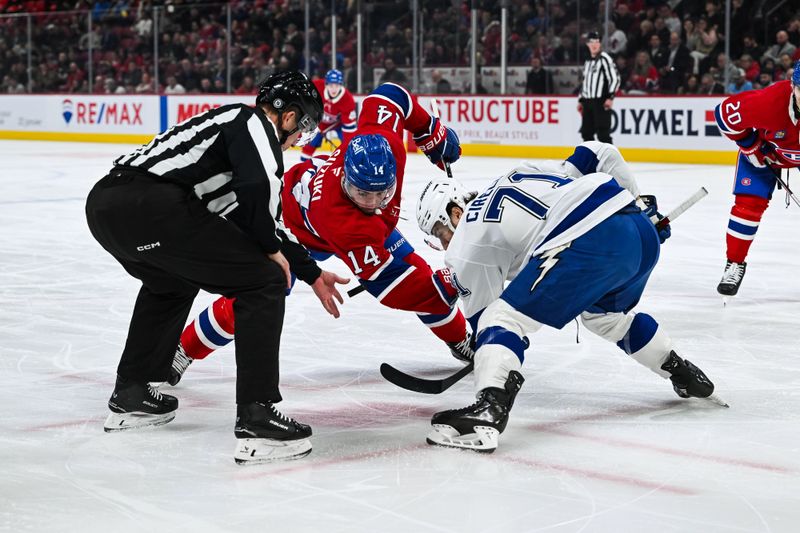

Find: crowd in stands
[1,0,799,96]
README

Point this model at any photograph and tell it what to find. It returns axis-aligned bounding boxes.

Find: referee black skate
[577,31,620,144]
[86,70,348,463]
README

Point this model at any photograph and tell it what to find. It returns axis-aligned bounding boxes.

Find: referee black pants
[580,98,613,144]
[86,169,288,404]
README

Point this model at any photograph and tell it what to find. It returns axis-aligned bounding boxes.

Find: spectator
[431,69,453,94]
[135,72,153,93]
[3,75,25,93]
[678,74,701,94]
[378,58,407,85]
[761,31,796,64]
[653,17,671,46]
[738,54,759,82]
[710,52,737,85]
[741,34,764,63]
[776,53,795,80]
[525,56,553,95]
[235,75,255,95]
[648,34,668,70]
[726,68,752,94]
[627,20,655,58]
[627,50,659,94]
[660,31,691,93]
[754,71,773,89]
[213,77,226,93]
[551,36,575,65]
[341,56,359,92]
[603,21,627,58]
[682,18,700,56]
[164,75,186,94]
[613,2,635,34]
[698,72,724,94]
[691,17,718,75]
[660,5,682,34]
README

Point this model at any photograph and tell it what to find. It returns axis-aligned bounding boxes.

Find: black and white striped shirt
[114,103,287,255]
[580,51,620,101]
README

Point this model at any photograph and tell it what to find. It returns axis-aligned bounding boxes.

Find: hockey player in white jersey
[416,141,719,452]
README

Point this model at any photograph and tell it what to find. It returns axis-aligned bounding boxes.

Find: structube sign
[415,95,731,153]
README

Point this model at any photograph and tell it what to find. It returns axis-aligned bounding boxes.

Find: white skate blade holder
[426,424,499,453]
[705,394,730,408]
[234,438,312,464]
[104,411,175,432]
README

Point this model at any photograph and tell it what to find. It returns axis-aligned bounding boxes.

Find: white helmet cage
[416,177,471,235]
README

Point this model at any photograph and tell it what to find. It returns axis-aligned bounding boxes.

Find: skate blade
[103,411,175,432]
[705,394,729,408]
[426,424,498,453]
[234,437,312,464]
[721,296,730,307]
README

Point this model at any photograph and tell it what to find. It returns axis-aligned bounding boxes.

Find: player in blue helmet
[325,69,344,86]
[342,134,397,214]
[300,70,358,161]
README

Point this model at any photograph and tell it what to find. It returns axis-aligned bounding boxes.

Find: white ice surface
[1,140,799,533]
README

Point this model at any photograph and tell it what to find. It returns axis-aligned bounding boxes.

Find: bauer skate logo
[136,241,161,252]
[269,420,289,430]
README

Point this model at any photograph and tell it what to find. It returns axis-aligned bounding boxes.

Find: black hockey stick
[380,361,474,394]
[768,165,800,208]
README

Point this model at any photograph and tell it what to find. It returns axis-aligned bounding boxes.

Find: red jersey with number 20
[715,80,800,168]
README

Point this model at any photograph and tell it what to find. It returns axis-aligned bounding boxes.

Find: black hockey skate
[168,343,193,386]
[234,402,312,464]
[660,351,714,399]
[104,377,178,432]
[717,260,746,296]
[447,331,475,363]
[427,371,524,453]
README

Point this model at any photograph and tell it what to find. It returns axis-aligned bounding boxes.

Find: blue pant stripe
[616,313,658,355]
[476,326,528,363]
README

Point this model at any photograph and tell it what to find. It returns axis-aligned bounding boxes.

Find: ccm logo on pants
[136,242,161,252]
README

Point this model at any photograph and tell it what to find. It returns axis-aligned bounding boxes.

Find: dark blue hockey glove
[413,117,461,171]
[640,194,671,244]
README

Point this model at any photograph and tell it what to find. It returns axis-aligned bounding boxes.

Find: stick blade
[379,362,473,394]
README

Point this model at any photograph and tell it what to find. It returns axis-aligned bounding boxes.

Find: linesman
[86,71,347,463]
[578,31,620,144]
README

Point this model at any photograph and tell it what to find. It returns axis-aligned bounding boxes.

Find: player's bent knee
[580,311,634,343]
[477,299,542,340]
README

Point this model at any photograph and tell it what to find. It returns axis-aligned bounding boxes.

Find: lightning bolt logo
[530,243,570,292]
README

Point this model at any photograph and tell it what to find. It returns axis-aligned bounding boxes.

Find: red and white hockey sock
[180,297,236,360]
[726,195,768,263]
[419,307,468,343]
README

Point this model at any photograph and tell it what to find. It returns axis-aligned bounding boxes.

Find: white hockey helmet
[416,177,471,235]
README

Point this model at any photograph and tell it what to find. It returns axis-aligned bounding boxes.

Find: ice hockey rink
[1,139,799,533]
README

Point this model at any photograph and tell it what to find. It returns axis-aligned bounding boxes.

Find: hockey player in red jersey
[169,82,467,385]
[299,69,357,161]
[713,60,800,297]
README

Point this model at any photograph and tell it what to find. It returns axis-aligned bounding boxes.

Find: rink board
[0,93,736,164]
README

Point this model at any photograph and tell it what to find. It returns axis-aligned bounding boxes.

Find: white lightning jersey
[446,156,636,319]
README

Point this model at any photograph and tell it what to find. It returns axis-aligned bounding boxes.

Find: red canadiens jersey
[715,80,800,168]
[313,78,357,138]
[281,83,433,281]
